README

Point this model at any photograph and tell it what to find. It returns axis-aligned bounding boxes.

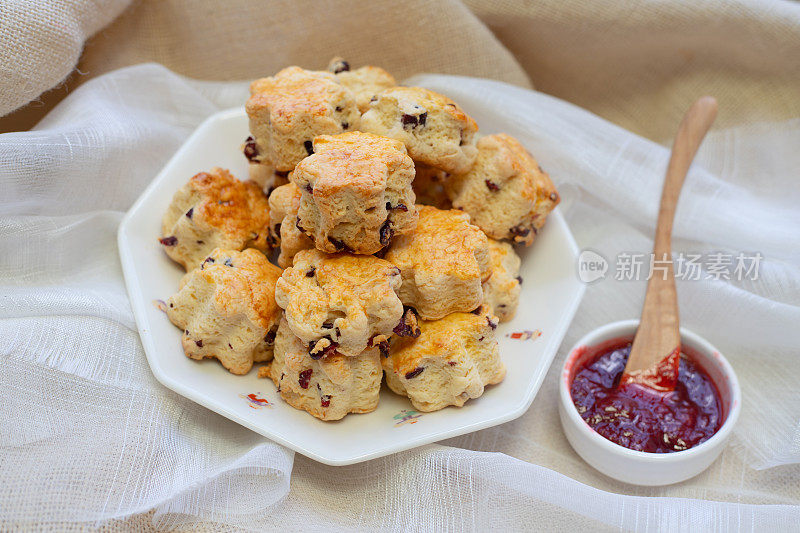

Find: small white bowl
[558,319,741,486]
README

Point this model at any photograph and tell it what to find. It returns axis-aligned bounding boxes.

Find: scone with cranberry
[268,182,313,268]
[327,57,396,113]
[275,249,404,357]
[384,206,491,320]
[412,163,451,209]
[482,239,522,322]
[444,133,560,245]
[292,131,418,255]
[246,66,360,173]
[160,168,270,270]
[263,318,382,421]
[383,305,505,412]
[360,86,478,174]
[166,248,282,375]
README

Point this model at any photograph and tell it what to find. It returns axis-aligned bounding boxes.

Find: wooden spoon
[620,96,718,392]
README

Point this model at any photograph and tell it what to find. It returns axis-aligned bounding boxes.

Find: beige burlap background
[3,0,800,141]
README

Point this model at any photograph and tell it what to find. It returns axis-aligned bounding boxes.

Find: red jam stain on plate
[569,337,722,453]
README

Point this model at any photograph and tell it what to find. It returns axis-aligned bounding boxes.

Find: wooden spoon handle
[621,97,718,390]
[653,96,718,258]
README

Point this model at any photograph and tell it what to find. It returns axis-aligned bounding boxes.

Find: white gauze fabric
[0,64,798,531]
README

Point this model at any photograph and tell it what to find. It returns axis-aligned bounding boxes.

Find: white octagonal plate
[118,107,585,466]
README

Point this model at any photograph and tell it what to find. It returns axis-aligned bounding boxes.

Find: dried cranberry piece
[516,276,523,285]
[379,219,393,246]
[330,60,350,74]
[298,369,313,389]
[341,122,349,130]
[393,307,421,338]
[328,237,353,253]
[195,339,203,348]
[386,201,409,212]
[377,341,390,358]
[485,180,500,192]
[447,361,457,366]
[487,316,498,330]
[304,183,313,194]
[185,207,193,219]
[509,225,531,238]
[320,394,332,407]
[304,140,314,155]
[243,136,259,162]
[224,258,233,267]
[159,236,177,246]
[202,256,215,268]
[401,112,427,129]
[322,320,335,330]
[308,338,339,359]
[306,266,316,277]
[404,367,424,379]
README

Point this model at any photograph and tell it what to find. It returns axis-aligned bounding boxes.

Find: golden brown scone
[384,205,491,320]
[267,182,314,268]
[412,163,451,209]
[266,318,382,420]
[292,131,418,255]
[482,239,521,322]
[166,248,282,375]
[275,249,404,357]
[160,168,270,270]
[444,133,560,245]
[327,57,396,113]
[360,86,478,174]
[246,66,361,172]
[383,304,504,412]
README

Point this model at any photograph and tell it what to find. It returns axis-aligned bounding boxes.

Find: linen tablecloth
[1,1,799,531]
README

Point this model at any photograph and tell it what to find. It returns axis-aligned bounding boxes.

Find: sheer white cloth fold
[0,64,797,530]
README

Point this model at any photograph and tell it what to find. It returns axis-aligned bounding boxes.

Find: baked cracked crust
[246,66,361,172]
[444,133,560,245]
[264,318,382,420]
[327,57,396,113]
[384,205,491,320]
[383,304,505,412]
[268,182,314,268]
[274,248,404,357]
[166,248,282,375]
[482,239,521,322]
[292,131,418,255]
[360,86,478,174]
[160,168,270,270]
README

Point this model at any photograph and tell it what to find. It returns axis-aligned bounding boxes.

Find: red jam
[570,338,722,453]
